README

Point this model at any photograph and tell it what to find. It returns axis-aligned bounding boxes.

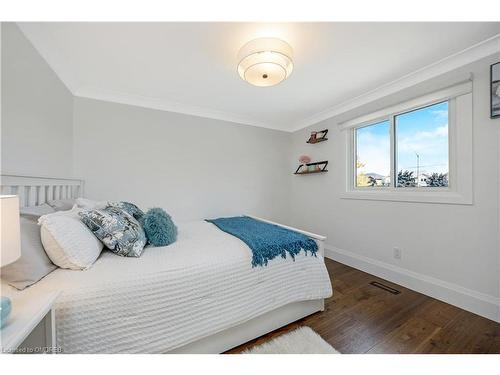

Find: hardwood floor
[226,258,500,354]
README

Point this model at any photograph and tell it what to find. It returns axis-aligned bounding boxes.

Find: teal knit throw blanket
[206,216,318,267]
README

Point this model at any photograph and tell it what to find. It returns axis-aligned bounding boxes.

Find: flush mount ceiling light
[237,38,293,87]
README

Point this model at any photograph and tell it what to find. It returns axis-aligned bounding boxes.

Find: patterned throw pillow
[79,206,147,257]
[107,201,144,220]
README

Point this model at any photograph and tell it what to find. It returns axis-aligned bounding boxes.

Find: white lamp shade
[0,195,21,267]
[237,38,293,87]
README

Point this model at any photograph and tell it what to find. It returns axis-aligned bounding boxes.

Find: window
[344,82,473,204]
[395,102,449,188]
[355,102,449,190]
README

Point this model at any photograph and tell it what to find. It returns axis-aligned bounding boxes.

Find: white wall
[289,55,500,322]
[73,97,291,223]
[1,23,73,177]
[0,22,292,223]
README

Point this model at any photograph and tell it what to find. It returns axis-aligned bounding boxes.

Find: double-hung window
[344,81,473,204]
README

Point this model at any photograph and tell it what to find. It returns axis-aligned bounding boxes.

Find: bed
[0,175,332,354]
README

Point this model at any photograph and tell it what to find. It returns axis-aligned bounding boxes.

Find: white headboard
[0,174,84,208]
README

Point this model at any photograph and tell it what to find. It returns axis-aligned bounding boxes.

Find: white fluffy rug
[242,326,339,354]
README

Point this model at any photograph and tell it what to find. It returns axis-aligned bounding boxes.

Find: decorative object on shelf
[491,62,500,118]
[298,155,312,173]
[0,195,21,328]
[237,38,293,87]
[299,155,311,164]
[307,129,328,144]
[294,161,328,175]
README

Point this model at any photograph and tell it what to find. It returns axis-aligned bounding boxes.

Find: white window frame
[342,81,473,205]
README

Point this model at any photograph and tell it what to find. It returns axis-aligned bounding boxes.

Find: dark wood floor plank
[226,259,500,354]
[416,311,500,354]
[367,317,441,353]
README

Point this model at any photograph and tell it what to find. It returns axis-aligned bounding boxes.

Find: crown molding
[19,23,283,131]
[17,22,500,134]
[290,33,500,132]
[74,87,283,131]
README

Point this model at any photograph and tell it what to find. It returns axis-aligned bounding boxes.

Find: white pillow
[75,197,108,210]
[20,203,56,219]
[46,199,76,212]
[38,208,103,270]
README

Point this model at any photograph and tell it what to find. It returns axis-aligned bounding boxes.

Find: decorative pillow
[46,199,76,211]
[79,206,147,257]
[75,199,144,220]
[20,204,56,220]
[107,201,144,221]
[140,208,177,247]
[75,197,108,210]
[1,217,57,290]
[38,208,103,270]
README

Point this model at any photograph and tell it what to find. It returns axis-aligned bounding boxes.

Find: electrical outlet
[393,247,402,260]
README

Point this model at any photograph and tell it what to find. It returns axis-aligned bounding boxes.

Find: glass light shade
[237,38,293,87]
[0,195,21,267]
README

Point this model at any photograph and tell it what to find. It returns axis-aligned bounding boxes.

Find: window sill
[341,189,472,205]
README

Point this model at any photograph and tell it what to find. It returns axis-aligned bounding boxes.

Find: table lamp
[0,195,21,328]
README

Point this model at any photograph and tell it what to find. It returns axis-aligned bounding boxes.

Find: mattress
[1,220,332,353]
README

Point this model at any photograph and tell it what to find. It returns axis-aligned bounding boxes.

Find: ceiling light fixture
[237,38,293,87]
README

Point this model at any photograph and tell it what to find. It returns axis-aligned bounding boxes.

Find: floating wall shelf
[306,129,328,144]
[294,160,328,175]
[294,169,328,175]
[306,137,328,144]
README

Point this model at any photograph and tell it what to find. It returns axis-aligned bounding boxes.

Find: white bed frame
[0,174,327,354]
[0,174,84,205]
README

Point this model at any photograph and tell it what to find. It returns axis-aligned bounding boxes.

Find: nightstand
[1,289,60,354]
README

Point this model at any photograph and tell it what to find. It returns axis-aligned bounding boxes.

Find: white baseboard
[325,245,500,323]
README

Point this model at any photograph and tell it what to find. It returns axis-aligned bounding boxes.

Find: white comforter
[2,221,332,353]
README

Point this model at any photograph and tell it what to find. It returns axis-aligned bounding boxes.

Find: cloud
[357,131,390,175]
[397,124,448,153]
[431,109,448,119]
[434,125,448,137]
[407,124,448,140]
[397,125,449,174]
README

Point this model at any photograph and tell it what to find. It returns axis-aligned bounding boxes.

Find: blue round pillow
[140,208,177,247]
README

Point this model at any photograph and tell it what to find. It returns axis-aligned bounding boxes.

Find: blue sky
[356,101,449,178]
[356,120,390,176]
